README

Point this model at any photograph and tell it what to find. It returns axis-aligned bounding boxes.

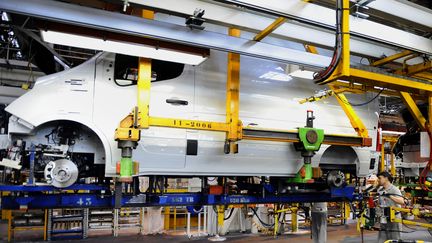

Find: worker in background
[311,202,327,243]
[376,171,405,243]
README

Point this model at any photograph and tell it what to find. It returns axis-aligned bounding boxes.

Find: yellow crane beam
[253,17,286,41]
[371,50,413,67]
[395,60,432,76]
[399,91,428,131]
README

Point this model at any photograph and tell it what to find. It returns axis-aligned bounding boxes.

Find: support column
[226,28,241,153]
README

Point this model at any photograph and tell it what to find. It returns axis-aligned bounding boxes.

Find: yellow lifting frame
[114,6,374,179]
[303,44,368,138]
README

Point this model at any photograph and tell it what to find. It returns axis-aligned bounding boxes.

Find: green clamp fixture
[289,110,324,184]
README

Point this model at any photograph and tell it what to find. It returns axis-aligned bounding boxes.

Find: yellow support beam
[380,139,385,173]
[141,9,154,19]
[338,0,350,77]
[400,91,427,131]
[227,28,242,152]
[137,57,152,129]
[414,72,432,82]
[274,204,279,236]
[330,87,369,137]
[253,17,286,41]
[347,68,432,94]
[331,81,426,99]
[395,60,432,76]
[429,95,432,129]
[149,117,229,132]
[371,50,413,67]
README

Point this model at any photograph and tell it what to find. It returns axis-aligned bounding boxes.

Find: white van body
[5,51,379,178]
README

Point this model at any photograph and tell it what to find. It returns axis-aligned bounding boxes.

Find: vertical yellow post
[343,202,350,225]
[217,206,225,229]
[6,210,12,242]
[429,94,432,132]
[291,205,298,232]
[136,58,152,128]
[173,207,177,231]
[274,204,279,236]
[380,140,386,172]
[390,144,396,176]
[44,209,48,241]
[226,28,241,153]
[341,0,350,77]
[137,9,154,129]
[164,206,171,230]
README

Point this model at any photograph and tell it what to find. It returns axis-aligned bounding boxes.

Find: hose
[250,207,275,228]
[313,0,343,84]
[223,207,235,220]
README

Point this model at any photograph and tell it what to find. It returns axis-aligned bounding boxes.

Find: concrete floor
[1,220,431,242]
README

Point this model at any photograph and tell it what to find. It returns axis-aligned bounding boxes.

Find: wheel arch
[319,145,361,176]
[11,116,112,167]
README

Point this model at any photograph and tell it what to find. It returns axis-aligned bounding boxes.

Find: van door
[93,53,194,175]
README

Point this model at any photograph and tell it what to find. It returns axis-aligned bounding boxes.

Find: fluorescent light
[41,30,207,65]
[289,70,315,80]
[381,130,405,136]
[259,71,293,82]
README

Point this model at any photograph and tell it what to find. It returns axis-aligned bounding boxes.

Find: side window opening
[114,54,185,86]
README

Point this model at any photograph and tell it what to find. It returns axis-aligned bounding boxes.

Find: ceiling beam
[0,0,331,69]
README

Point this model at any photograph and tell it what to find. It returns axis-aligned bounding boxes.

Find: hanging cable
[334,89,383,107]
[223,207,235,220]
[313,0,343,84]
[250,207,275,228]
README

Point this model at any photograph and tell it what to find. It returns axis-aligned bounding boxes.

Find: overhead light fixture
[41,30,208,65]
[259,71,293,82]
[289,70,315,80]
[381,130,405,136]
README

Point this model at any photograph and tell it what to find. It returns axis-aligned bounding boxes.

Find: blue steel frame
[0,185,359,209]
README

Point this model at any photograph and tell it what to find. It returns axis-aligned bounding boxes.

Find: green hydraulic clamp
[289,110,324,183]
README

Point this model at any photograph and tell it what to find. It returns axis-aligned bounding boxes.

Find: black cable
[368,226,415,234]
[313,0,343,84]
[334,89,383,107]
[379,193,410,202]
[223,207,235,221]
[250,207,275,228]
[401,221,429,233]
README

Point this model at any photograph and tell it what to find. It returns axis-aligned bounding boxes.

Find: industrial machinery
[0,0,431,218]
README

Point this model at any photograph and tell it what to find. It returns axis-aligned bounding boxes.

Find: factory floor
[1,220,431,242]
